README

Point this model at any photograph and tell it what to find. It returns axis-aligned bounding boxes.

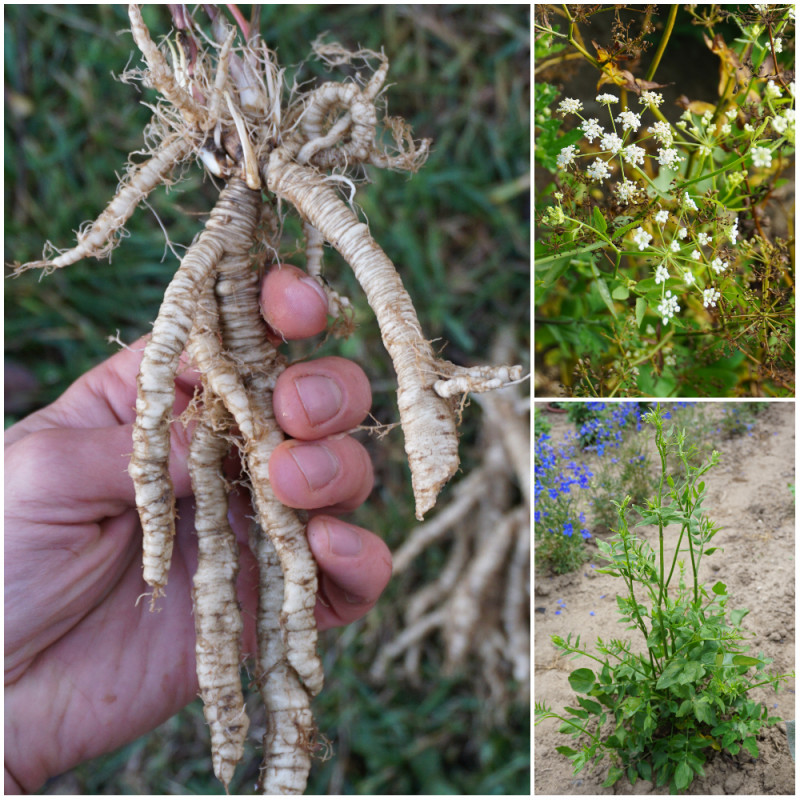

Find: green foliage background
[4,4,530,794]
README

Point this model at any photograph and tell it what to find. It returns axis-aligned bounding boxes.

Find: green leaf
[594,277,617,319]
[611,218,642,241]
[602,766,624,788]
[592,205,607,234]
[732,655,763,667]
[680,661,705,685]
[655,660,684,690]
[712,581,727,595]
[677,699,693,717]
[743,737,759,758]
[635,295,646,328]
[730,608,750,626]
[538,255,572,288]
[569,668,596,693]
[556,745,579,757]
[638,760,652,781]
[622,696,643,718]
[674,761,693,792]
[611,284,630,300]
[576,697,603,715]
[553,126,584,152]
[692,695,715,725]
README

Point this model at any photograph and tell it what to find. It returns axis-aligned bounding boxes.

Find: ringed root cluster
[15,4,523,794]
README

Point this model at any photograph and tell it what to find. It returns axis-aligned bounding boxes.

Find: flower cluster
[554,91,682,203]
[535,4,794,396]
[623,194,739,325]
[657,290,680,325]
[547,56,794,326]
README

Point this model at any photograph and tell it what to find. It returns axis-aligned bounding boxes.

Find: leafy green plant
[534,406,553,440]
[534,5,795,397]
[535,405,793,793]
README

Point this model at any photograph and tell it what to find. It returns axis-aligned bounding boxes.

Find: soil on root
[534,402,796,795]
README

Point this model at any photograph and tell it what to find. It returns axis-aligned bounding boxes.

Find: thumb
[5,419,196,524]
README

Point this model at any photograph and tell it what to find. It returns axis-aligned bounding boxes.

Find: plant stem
[537,709,603,744]
[534,239,610,268]
[645,5,678,81]
[562,4,602,69]
[619,525,659,674]
[654,415,671,661]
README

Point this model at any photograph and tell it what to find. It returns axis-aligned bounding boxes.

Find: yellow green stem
[645,5,678,82]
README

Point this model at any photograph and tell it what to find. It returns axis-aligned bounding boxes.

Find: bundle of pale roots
[15,4,522,794]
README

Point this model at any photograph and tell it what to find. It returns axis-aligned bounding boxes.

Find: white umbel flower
[632,227,653,251]
[657,148,682,169]
[586,158,612,181]
[616,110,641,132]
[600,132,624,154]
[711,257,729,274]
[648,121,674,146]
[703,287,721,308]
[558,98,583,115]
[639,91,664,107]
[580,117,605,142]
[557,145,579,168]
[657,290,680,324]
[622,144,646,167]
[752,146,772,168]
[615,180,642,204]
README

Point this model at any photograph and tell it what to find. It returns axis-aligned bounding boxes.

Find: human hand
[4,264,392,792]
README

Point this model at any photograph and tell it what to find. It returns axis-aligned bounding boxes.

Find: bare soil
[534,402,796,795]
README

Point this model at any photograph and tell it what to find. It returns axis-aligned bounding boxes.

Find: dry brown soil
[534,402,796,795]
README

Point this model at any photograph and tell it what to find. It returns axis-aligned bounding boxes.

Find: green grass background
[5,4,530,794]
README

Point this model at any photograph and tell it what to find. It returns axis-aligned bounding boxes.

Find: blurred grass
[5,3,530,796]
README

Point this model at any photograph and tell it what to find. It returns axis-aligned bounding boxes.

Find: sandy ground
[534,402,796,795]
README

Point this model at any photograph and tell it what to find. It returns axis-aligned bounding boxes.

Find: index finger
[260,264,331,342]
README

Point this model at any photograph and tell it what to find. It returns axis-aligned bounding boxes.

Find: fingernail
[294,375,342,426]
[289,443,339,490]
[327,521,364,557]
[298,274,329,308]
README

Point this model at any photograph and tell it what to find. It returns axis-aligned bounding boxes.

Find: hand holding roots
[16,5,522,793]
